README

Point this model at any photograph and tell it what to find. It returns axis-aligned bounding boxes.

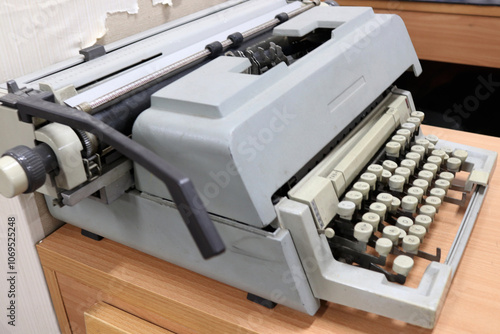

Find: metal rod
[77,1,317,113]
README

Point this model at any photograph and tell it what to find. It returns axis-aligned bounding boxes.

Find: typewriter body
[0,0,496,328]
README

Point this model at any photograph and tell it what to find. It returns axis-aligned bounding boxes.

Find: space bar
[329,110,399,195]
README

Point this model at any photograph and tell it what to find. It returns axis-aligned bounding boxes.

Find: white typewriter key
[423,163,438,178]
[427,155,442,167]
[376,193,393,208]
[325,228,335,238]
[376,238,393,257]
[401,195,419,213]
[447,157,462,172]
[396,129,411,143]
[389,175,405,192]
[362,212,380,229]
[393,255,414,276]
[385,141,401,158]
[344,190,363,210]
[402,235,420,254]
[396,216,413,232]
[415,139,430,153]
[391,197,401,214]
[367,164,384,180]
[383,226,401,245]
[418,170,434,184]
[382,160,398,173]
[419,204,436,220]
[360,172,377,190]
[405,152,421,165]
[412,178,429,193]
[381,170,392,185]
[431,149,446,161]
[395,167,411,183]
[425,196,442,211]
[398,229,407,245]
[439,171,455,183]
[428,143,435,151]
[442,147,454,156]
[434,179,451,192]
[411,111,425,122]
[453,149,468,163]
[430,187,446,201]
[337,201,356,220]
[408,224,426,241]
[369,202,387,219]
[401,122,416,135]
[410,145,425,161]
[415,214,432,230]
[426,134,439,145]
[400,159,416,175]
[407,186,424,202]
[354,222,373,243]
[392,135,407,152]
[407,117,421,130]
[353,181,370,200]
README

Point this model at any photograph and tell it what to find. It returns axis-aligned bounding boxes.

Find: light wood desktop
[37,125,500,334]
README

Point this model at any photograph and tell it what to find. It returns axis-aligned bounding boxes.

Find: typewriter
[0,0,496,328]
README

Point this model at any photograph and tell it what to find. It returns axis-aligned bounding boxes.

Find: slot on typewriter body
[0,0,496,329]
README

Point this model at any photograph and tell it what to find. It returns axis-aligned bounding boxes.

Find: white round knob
[382,160,398,173]
[431,149,446,160]
[376,192,393,208]
[430,187,446,201]
[434,179,451,192]
[389,175,405,192]
[383,226,401,245]
[395,167,411,183]
[401,195,418,213]
[360,172,377,190]
[415,139,430,153]
[344,190,363,209]
[362,212,380,229]
[399,229,407,244]
[397,129,411,143]
[426,134,439,145]
[381,170,392,184]
[391,135,407,152]
[425,196,442,210]
[0,156,29,198]
[369,202,387,219]
[354,222,373,243]
[325,227,335,238]
[442,147,454,155]
[411,111,425,122]
[401,122,416,135]
[439,171,455,183]
[367,164,384,180]
[453,149,468,163]
[393,255,414,276]
[411,145,425,161]
[423,163,438,178]
[405,152,421,165]
[402,235,420,253]
[376,237,393,256]
[353,181,370,200]
[428,142,435,151]
[408,224,426,241]
[407,186,424,202]
[412,178,429,193]
[419,205,436,220]
[337,201,356,220]
[390,197,401,214]
[396,216,413,232]
[415,214,432,230]
[407,117,421,129]
[447,157,462,172]
[418,170,434,184]
[386,142,401,158]
[400,159,416,174]
[427,155,442,167]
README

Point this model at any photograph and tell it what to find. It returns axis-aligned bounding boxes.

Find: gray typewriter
[0,0,496,328]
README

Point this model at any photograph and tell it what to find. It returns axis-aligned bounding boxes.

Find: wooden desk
[336,0,500,68]
[37,125,500,334]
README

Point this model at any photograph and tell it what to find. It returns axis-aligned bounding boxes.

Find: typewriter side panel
[45,191,320,315]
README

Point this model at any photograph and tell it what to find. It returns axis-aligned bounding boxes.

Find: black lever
[16,97,225,259]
